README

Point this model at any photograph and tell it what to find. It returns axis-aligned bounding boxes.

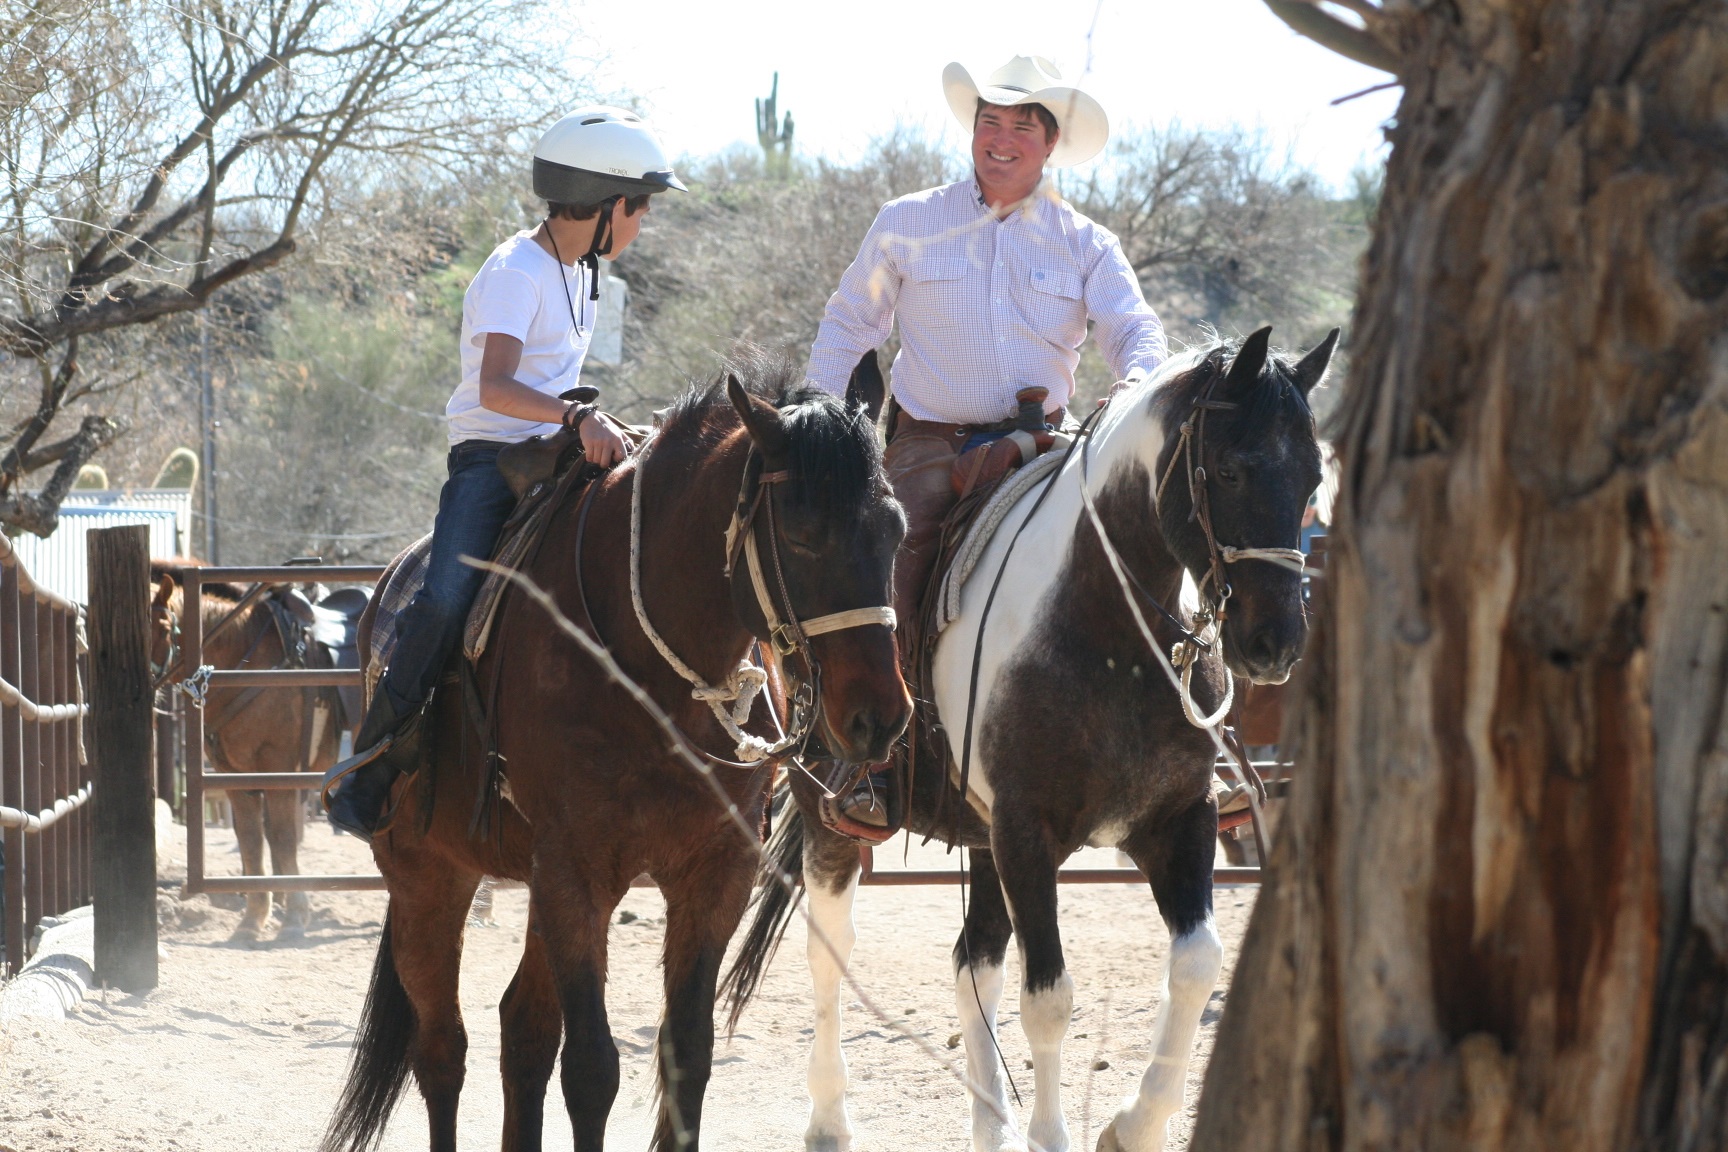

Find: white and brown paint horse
[725,328,1335,1152]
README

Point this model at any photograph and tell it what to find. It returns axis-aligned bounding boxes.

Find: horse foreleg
[803,827,861,1152]
[652,852,752,1152]
[499,901,561,1152]
[991,817,1071,1152]
[952,848,1021,1152]
[228,789,272,941]
[531,862,621,1152]
[1098,800,1222,1152]
[264,789,310,936]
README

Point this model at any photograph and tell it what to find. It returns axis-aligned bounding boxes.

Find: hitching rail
[0,535,92,977]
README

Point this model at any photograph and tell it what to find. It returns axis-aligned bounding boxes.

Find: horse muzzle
[811,628,911,764]
[1224,610,1307,686]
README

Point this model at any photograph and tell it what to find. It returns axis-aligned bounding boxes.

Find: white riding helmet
[532,106,688,206]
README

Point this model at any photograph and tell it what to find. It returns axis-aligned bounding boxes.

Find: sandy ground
[0,814,1254,1152]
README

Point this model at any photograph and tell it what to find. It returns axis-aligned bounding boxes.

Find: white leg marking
[1100,917,1223,1152]
[806,873,859,1151]
[1021,972,1073,1152]
[955,961,1023,1152]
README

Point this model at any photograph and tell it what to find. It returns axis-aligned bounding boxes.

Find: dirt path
[0,817,1253,1151]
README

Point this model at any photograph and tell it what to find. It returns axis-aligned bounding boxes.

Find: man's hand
[1098,375,1145,407]
[577,411,630,467]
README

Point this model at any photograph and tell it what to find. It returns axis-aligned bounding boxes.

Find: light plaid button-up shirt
[806,178,1166,424]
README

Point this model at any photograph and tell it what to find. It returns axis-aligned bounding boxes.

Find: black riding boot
[324,686,426,842]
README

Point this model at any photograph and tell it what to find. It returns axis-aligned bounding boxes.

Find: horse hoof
[276,920,307,941]
[804,1132,851,1152]
[1095,1120,1125,1152]
[229,926,266,948]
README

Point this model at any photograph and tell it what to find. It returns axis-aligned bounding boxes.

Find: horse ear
[1220,326,1273,398]
[727,373,789,459]
[152,572,175,606]
[844,349,885,424]
[1292,327,1341,397]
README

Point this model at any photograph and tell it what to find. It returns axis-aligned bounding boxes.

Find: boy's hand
[578,411,630,467]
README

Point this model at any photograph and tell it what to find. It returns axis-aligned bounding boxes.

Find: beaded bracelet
[562,402,598,433]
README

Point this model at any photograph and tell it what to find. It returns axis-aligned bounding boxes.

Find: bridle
[627,430,896,767]
[150,599,181,688]
[1070,362,1307,729]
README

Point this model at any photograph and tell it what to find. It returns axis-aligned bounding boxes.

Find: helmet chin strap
[545,194,623,335]
[580,195,622,302]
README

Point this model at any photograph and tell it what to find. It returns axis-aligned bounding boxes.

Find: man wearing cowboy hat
[805,55,1167,832]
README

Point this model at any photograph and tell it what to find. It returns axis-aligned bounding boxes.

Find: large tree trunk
[1195,3,1728,1149]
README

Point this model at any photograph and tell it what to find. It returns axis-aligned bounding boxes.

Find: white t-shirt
[446,231,597,445]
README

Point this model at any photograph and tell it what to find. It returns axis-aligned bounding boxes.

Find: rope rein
[628,436,783,762]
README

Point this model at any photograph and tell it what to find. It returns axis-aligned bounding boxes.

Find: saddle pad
[933,449,1065,634]
[367,534,432,697]
[461,469,581,663]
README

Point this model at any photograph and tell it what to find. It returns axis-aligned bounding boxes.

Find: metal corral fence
[176,563,1262,895]
[0,537,92,977]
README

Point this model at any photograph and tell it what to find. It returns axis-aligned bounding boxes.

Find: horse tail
[322,908,415,1152]
[719,797,806,1035]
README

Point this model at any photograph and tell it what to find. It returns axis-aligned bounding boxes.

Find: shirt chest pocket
[902,257,972,326]
[906,256,970,285]
[1028,268,1082,299]
[1022,267,1085,342]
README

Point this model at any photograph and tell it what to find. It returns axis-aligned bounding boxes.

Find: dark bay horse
[324,359,909,1152]
[725,328,1335,1152]
[151,565,354,941]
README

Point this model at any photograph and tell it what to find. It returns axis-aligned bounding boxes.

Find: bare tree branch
[1263,0,1402,74]
[0,413,120,536]
[0,0,565,533]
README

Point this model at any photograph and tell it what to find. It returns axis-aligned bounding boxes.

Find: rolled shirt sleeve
[806,213,903,397]
[1086,241,1166,382]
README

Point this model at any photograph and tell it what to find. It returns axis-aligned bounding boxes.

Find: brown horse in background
[324,357,908,1152]
[152,564,356,942]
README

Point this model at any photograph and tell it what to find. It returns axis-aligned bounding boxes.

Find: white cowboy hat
[942,55,1109,168]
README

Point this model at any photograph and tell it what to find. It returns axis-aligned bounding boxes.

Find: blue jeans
[376,441,518,716]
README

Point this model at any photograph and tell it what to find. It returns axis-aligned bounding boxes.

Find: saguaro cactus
[754,72,794,179]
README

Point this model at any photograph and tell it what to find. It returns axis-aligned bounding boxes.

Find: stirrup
[1214,775,1253,833]
[817,780,898,845]
[320,734,396,812]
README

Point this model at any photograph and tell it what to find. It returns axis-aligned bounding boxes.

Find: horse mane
[1151,335,1317,449]
[658,344,883,519]
[150,558,248,603]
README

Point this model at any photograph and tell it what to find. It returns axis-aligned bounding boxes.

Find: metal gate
[178,562,387,897]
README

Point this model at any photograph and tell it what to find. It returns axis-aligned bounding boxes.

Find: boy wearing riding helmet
[803,56,1167,835]
[325,107,686,840]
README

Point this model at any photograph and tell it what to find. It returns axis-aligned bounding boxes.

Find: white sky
[576,0,1399,190]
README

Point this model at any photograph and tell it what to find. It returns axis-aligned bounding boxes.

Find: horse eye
[1217,464,1242,484]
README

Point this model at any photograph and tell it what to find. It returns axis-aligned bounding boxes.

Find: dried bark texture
[1195,3,1728,1150]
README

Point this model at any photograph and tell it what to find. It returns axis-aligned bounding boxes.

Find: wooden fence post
[88,525,156,992]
